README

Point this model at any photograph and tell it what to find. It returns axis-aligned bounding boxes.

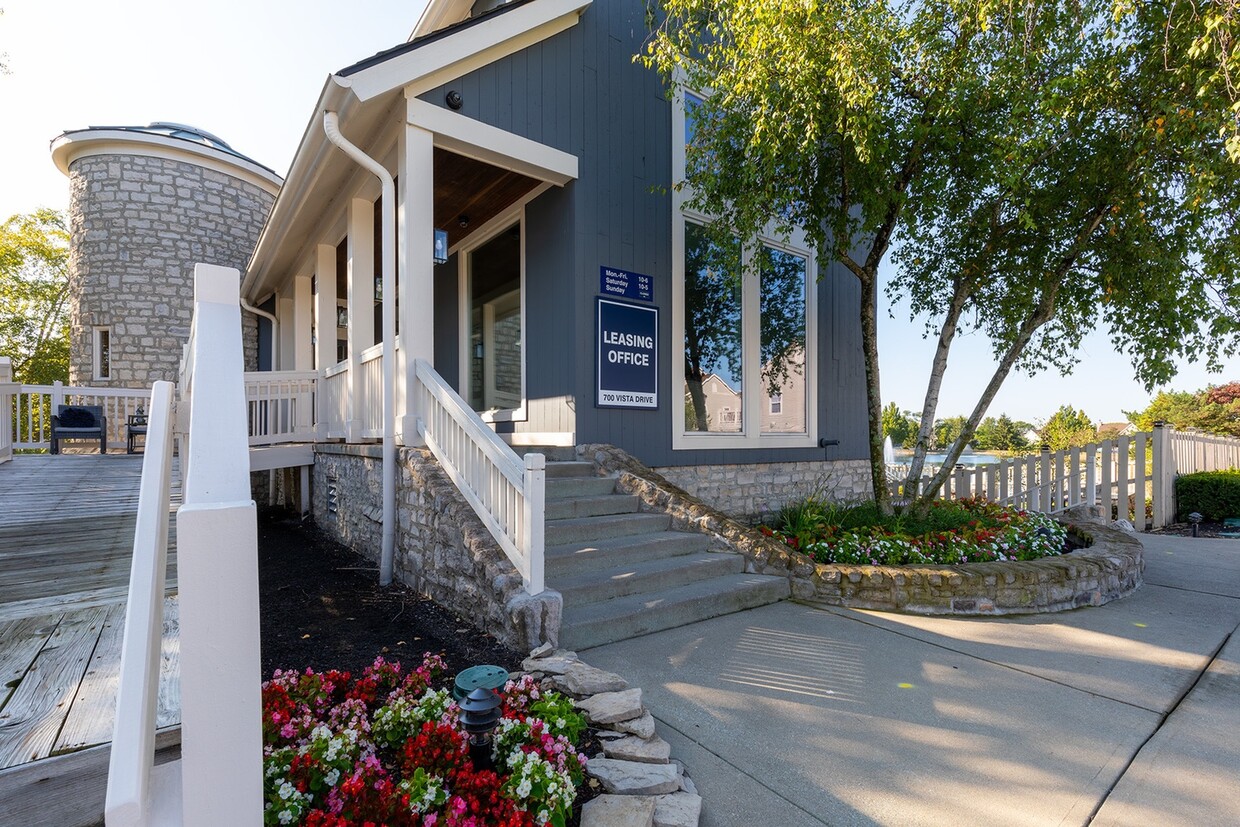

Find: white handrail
[106,381,177,826]
[413,358,545,594]
[10,382,152,450]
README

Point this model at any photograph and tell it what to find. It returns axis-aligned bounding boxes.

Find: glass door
[466,222,523,416]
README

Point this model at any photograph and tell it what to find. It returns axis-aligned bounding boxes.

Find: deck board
[0,453,182,778]
[0,606,109,769]
[54,603,127,754]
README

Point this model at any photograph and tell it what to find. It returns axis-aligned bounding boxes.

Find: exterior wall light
[458,687,502,770]
[446,90,464,110]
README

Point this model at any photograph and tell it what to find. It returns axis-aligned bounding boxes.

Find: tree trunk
[858,270,892,513]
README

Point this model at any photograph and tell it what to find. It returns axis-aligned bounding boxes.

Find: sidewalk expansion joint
[1082,622,1236,825]
[654,715,831,825]
[1143,581,1240,601]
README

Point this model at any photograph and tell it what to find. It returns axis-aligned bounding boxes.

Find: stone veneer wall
[66,153,274,385]
[584,444,1145,615]
[311,444,561,651]
[653,458,873,520]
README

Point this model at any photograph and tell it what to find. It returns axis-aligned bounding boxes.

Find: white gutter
[240,297,279,369]
[322,111,397,587]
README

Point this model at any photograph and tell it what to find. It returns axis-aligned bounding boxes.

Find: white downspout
[240,297,279,369]
[322,111,397,587]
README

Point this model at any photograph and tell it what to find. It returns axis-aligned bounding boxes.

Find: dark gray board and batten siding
[423,2,868,467]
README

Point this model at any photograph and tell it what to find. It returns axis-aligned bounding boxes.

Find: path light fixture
[459,687,502,771]
[1189,511,1203,538]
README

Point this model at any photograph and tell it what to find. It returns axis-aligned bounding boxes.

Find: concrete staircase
[527,450,790,650]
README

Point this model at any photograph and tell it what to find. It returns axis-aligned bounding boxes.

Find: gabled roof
[243,0,590,297]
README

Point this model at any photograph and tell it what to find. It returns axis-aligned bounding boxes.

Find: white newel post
[178,264,263,826]
[346,198,375,442]
[522,452,546,595]
[399,115,435,446]
[0,357,13,464]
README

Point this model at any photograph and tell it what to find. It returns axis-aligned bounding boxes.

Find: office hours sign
[596,297,658,409]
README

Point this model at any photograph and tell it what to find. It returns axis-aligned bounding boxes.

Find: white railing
[243,371,317,446]
[11,381,151,451]
[109,264,262,826]
[359,343,384,438]
[0,357,14,464]
[413,358,546,594]
[319,362,349,440]
[106,381,179,826]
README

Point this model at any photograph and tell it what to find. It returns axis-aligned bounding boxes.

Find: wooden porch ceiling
[434,149,540,249]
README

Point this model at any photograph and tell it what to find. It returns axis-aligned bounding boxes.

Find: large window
[672,91,816,449]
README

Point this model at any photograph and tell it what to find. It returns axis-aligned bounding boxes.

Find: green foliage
[528,693,588,744]
[1039,405,1097,451]
[0,209,70,384]
[881,402,918,448]
[1175,470,1240,521]
[761,497,1067,565]
[643,0,1240,507]
[973,415,1031,452]
[933,416,970,451]
[1126,382,1240,438]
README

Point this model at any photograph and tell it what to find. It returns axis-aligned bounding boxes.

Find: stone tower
[51,123,282,387]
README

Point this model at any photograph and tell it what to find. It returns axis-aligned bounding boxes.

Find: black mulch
[258,512,521,678]
[1149,520,1240,539]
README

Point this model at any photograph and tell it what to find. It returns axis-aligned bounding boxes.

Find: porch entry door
[467,222,524,416]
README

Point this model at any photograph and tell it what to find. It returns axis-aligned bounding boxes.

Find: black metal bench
[51,404,107,454]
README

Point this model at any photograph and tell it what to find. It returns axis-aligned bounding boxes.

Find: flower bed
[759,497,1068,566]
[262,654,588,826]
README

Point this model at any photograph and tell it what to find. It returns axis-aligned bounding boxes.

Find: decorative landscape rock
[576,688,644,724]
[588,758,682,796]
[552,662,629,695]
[581,794,656,827]
[602,734,671,764]
[613,711,656,739]
[654,793,703,827]
[521,650,579,675]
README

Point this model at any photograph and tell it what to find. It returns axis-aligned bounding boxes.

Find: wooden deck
[0,454,180,783]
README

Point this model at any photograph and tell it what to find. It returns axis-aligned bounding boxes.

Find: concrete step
[510,445,578,462]
[560,573,791,650]
[545,512,671,546]
[554,551,745,605]
[544,461,597,479]
[546,493,639,521]
[546,530,711,578]
[546,476,618,500]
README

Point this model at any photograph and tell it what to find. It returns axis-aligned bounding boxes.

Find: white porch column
[399,112,435,445]
[346,197,375,442]
[292,274,314,371]
[277,290,295,371]
[314,244,338,373]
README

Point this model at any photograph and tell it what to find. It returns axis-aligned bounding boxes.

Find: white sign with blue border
[599,266,653,302]
[597,298,658,409]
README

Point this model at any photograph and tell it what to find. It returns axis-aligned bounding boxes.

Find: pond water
[893,452,1005,466]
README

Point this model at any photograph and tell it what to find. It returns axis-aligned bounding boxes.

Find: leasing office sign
[596,297,658,409]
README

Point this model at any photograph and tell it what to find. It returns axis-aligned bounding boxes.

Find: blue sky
[1,0,1234,424]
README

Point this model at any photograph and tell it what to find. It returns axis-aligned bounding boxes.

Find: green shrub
[1176,470,1240,521]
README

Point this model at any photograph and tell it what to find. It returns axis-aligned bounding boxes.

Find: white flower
[516,779,532,798]
[278,810,294,825]
[278,782,295,801]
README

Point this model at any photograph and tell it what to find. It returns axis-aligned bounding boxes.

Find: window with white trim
[672,91,816,449]
[93,326,111,380]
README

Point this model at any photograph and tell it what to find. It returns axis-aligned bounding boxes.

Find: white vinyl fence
[413,357,546,594]
[899,424,1240,529]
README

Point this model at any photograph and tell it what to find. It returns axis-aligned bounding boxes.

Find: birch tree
[644,0,1240,511]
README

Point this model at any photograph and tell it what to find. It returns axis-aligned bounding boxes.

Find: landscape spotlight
[1188,511,1203,538]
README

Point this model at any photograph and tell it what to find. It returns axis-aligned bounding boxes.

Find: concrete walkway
[584,532,1240,826]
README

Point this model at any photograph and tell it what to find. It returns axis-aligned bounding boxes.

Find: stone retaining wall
[311,444,561,651]
[653,457,872,520]
[583,444,1145,616]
